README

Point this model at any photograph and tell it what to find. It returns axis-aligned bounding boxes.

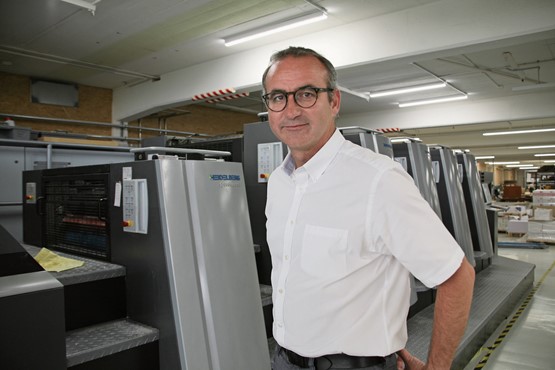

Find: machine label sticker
[209,174,240,181]
[114,181,122,207]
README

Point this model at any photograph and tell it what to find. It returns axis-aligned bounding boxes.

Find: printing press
[19,154,271,370]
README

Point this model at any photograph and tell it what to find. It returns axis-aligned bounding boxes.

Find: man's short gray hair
[261,46,338,96]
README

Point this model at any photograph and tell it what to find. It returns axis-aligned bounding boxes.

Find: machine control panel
[257,142,283,183]
[122,179,148,234]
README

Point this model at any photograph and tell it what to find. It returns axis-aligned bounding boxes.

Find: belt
[284,348,387,369]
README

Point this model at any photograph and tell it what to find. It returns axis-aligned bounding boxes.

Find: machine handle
[98,198,107,221]
[36,196,45,216]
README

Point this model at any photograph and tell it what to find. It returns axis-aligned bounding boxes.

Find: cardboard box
[498,214,508,232]
[506,205,527,216]
[533,190,555,206]
[533,207,553,221]
[527,220,555,244]
[507,219,528,234]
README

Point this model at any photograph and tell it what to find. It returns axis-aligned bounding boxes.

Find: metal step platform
[66,319,159,368]
[23,244,160,369]
[406,256,535,369]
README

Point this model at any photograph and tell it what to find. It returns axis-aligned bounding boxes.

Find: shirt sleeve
[368,164,465,288]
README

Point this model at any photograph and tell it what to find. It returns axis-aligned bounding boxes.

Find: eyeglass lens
[264,87,326,112]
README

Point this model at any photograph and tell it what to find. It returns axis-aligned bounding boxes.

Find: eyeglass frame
[261,86,335,112]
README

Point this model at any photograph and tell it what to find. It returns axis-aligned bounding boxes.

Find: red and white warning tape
[206,92,250,104]
[376,128,401,133]
[192,88,236,101]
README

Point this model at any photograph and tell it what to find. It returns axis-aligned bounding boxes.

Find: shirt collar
[281,128,345,182]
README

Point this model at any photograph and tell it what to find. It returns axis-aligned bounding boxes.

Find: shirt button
[278,288,284,294]
[284,255,289,260]
[289,220,294,225]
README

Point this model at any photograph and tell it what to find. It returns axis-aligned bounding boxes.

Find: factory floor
[463,233,555,370]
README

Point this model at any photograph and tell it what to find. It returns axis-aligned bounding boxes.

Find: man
[262,46,475,370]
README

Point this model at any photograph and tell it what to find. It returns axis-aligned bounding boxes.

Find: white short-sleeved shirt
[265,129,464,357]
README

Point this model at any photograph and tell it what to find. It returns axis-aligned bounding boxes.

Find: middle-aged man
[262,46,475,370]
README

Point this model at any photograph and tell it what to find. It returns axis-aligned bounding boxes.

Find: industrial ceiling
[1,0,554,167]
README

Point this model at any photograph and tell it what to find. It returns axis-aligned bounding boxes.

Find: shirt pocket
[300,225,349,278]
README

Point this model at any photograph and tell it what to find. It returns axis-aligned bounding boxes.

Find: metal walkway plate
[406,256,534,369]
[23,244,125,285]
[66,319,159,367]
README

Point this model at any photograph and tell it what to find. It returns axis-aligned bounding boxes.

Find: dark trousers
[271,345,397,370]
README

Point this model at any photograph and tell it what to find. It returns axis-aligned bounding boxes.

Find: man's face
[264,56,340,161]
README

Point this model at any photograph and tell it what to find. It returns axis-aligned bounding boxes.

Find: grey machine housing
[22,157,271,370]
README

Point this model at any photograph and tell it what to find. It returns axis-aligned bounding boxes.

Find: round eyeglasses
[262,86,334,112]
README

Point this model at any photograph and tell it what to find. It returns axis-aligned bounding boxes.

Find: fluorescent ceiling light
[475,155,495,159]
[518,144,555,149]
[369,82,446,98]
[544,159,555,163]
[485,161,520,165]
[525,168,539,171]
[338,85,370,101]
[483,127,555,136]
[534,153,555,157]
[398,94,467,108]
[506,164,532,167]
[512,82,555,92]
[60,0,98,14]
[224,10,327,47]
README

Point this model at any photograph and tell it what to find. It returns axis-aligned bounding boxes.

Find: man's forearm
[427,258,475,369]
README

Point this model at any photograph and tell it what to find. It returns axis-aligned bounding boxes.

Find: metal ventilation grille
[44,175,110,259]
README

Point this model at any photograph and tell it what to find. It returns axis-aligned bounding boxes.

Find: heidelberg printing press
[429,146,476,266]
[22,155,271,370]
[456,152,495,270]
[392,138,442,219]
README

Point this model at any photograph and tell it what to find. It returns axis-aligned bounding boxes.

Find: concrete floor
[463,233,555,370]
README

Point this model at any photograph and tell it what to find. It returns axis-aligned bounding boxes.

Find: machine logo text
[209,174,241,181]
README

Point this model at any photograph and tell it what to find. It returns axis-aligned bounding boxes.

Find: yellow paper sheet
[35,248,84,272]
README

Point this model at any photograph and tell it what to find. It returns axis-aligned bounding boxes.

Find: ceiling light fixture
[223,10,327,47]
[483,127,555,136]
[544,159,555,163]
[369,82,446,98]
[475,155,495,159]
[518,144,555,149]
[534,153,555,157]
[485,161,520,165]
[60,0,100,15]
[338,86,370,101]
[512,82,555,92]
[398,94,467,108]
[506,164,533,168]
